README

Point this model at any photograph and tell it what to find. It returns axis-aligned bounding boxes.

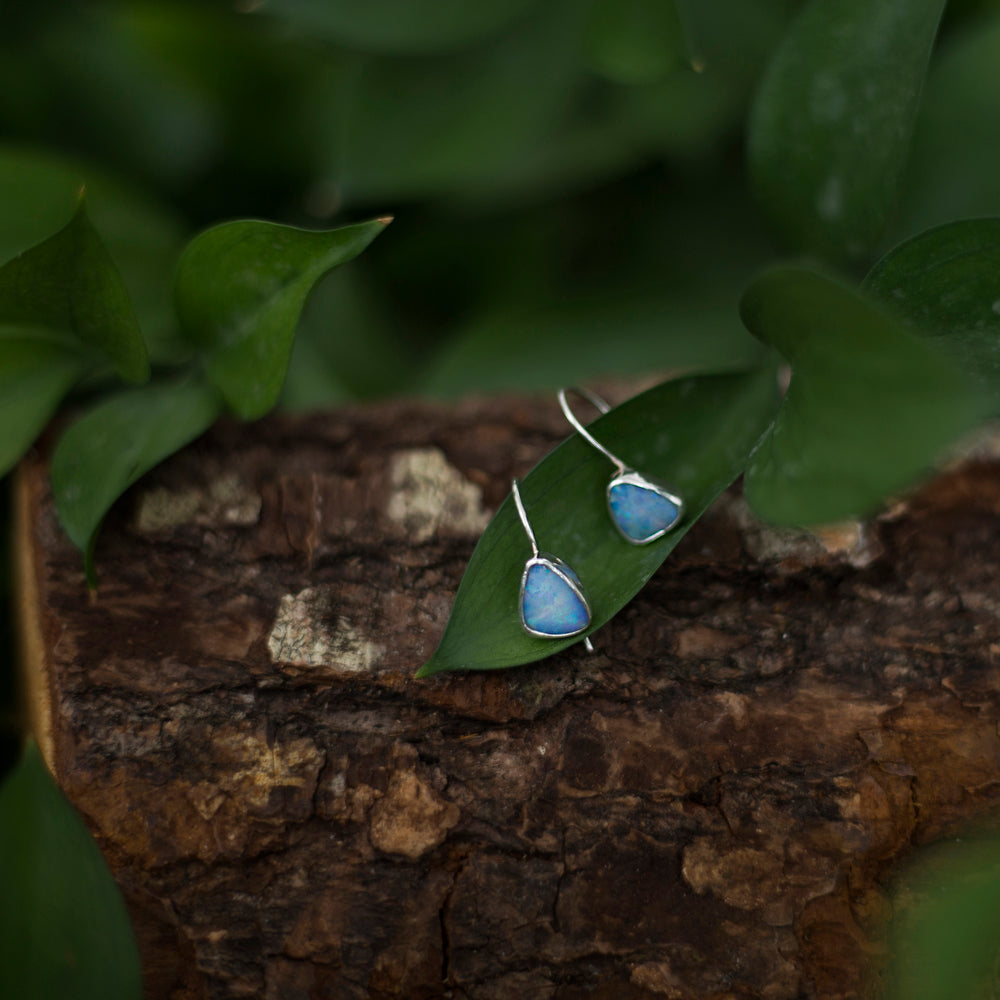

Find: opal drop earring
[511,478,591,639]
[558,387,684,545]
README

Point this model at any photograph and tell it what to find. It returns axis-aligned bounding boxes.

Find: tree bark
[14,395,1000,1000]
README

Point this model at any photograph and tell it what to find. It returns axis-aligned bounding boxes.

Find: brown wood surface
[14,395,1000,1000]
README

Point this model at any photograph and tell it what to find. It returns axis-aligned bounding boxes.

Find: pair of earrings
[515,388,684,641]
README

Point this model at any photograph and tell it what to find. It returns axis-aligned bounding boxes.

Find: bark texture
[15,395,1000,1000]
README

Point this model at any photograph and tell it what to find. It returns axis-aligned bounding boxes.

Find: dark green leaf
[262,0,539,53]
[748,0,946,265]
[174,217,390,419]
[0,201,149,382]
[863,219,1000,408]
[0,741,142,1000]
[0,145,186,364]
[0,332,86,477]
[418,368,780,675]
[740,266,987,526]
[419,297,765,397]
[585,0,686,84]
[327,1,587,204]
[0,149,83,265]
[887,838,1000,1000]
[900,10,1000,236]
[51,374,223,581]
[674,0,796,89]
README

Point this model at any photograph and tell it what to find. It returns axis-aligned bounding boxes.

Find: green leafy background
[3,0,1000,994]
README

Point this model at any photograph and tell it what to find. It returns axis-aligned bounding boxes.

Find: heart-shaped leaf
[52,373,223,585]
[0,200,148,382]
[0,742,142,1000]
[863,218,1000,409]
[174,217,390,419]
[418,368,780,675]
[748,0,946,264]
[741,266,988,526]
[0,332,86,477]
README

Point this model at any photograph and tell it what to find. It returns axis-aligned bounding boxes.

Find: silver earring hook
[557,387,626,476]
[511,478,538,558]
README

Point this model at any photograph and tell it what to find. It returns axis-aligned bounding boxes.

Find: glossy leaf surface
[52,374,223,581]
[741,266,987,526]
[175,217,389,419]
[418,368,780,675]
[0,201,148,382]
[0,742,142,1000]
[0,333,86,477]
[863,219,1000,408]
[748,0,945,264]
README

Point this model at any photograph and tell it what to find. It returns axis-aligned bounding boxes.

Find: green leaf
[0,145,186,364]
[51,374,223,582]
[585,0,686,84]
[327,2,586,205]
[0,741,142,1000]
[0,149,85,265]
[740,266,987,526]
[418,368,780,675]
[900,9,1000,236]
[419,297,765,397]
[0,200,149,382]
[863,219,1000,408]
[174,217,390,419]
[887,838,1000,1000]
[0,332,87,478]
[262,0,540,53]
[748,0,946,265]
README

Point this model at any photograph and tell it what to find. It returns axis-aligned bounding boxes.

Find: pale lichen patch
[721,494,881,569]
[386,447,491,543]
[135,471,261,531]
[268,586,383,672]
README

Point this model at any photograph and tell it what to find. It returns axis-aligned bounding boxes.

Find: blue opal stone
[521,561,590,637]
[608,482,680,543]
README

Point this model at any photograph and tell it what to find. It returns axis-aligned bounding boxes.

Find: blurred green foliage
[886,836,1000,1000]
[0,743,142,1000]
[3,0,1000,993]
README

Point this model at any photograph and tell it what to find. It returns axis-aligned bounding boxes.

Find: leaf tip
[377,216,394,226]
[414,660,439,679]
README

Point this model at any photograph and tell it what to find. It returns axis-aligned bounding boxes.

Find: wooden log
[14,395,1000,1000]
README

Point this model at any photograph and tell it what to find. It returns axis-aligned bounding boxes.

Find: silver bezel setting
[519,553,592,639]
[606,469,684,546]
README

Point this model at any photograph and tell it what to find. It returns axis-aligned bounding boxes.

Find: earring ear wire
[511,479,591,640]
[557,387,684,545]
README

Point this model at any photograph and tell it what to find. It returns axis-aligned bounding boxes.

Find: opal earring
[512,478,591,639]
[558,387,684,545]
